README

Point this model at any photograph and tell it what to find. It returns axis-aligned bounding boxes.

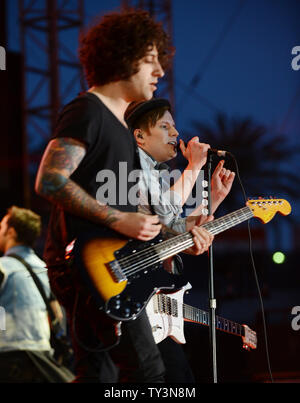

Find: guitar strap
[147,162,170,216]
[147,170,184,275]
[7,253,61,334]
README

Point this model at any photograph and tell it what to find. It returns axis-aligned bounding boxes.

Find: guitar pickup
[108,260,127,283]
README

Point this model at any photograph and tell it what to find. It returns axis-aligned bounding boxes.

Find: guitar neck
[155,206,253,261]
[202,206,253,235]
[183,303,245,338]
[155,293,245,338]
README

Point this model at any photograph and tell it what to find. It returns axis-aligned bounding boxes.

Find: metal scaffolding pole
[18,0,85,207]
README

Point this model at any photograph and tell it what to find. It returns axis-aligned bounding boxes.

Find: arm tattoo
[40,172,68,196]
[36,137,85,196]
[36,137,122,228]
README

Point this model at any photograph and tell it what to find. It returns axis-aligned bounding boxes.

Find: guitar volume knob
[133,302,142,313]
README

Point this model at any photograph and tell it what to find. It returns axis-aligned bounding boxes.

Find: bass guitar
[146,283,257,350]
[74,198,291,321]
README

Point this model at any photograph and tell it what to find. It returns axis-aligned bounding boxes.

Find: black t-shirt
[43,92,141,264]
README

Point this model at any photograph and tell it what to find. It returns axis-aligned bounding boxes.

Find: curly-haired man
[35,9,213,383]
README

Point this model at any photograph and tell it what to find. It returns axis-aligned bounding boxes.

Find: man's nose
[154,61,164,78]
[171,127,179,137]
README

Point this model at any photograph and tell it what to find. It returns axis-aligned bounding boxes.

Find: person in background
[0,206,73,383]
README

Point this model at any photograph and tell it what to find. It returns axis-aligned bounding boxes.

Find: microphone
[208,148,227,157]
[176,142,227,157]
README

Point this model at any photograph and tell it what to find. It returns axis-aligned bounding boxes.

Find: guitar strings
[118,233,192,272]
[119,210,252,277]
[182,302,244,336]
[118,207,251,271]
[158,294,244,336]
[120,215,247,278]
[118,208,253,277]
[121,237,193,277]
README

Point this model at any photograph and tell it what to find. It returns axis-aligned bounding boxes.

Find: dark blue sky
[6,0,300,248]
[172,0,300,140]
[82,0,300,145]
[7,0,300,142]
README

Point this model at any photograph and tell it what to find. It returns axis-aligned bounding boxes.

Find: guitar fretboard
[202,206,253,235]
[151,206,253,263]
[155,293,245,338]
[119,206,254,277]
[183,303,244,337]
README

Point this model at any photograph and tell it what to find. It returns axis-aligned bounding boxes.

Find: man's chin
[167,151,177,161]
[143,92,154,101]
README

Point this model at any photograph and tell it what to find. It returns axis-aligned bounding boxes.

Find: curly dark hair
[7,206,41,247]
[79,9,174,87]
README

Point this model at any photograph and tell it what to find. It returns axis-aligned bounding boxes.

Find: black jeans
[158,338,195,383]
[50,268,165,383]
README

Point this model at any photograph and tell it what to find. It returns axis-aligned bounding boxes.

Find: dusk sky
[6,0,300,242]
[7,0,300,140]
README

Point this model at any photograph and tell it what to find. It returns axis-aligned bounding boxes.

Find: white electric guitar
[146,283,257,350]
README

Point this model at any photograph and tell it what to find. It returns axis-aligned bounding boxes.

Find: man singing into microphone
[125,98,235,234]
[124,98,235,382]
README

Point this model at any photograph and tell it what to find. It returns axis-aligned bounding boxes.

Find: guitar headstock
[242,324,257,350]
[247,198,291,224]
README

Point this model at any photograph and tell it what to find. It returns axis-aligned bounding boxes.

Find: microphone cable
[226,151,274,383]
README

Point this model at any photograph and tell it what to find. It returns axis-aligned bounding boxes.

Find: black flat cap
[125,98,171,128]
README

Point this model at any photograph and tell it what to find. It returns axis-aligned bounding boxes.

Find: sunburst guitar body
[74,234,186,321]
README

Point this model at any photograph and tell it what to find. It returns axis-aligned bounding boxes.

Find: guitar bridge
[108,259,127,283]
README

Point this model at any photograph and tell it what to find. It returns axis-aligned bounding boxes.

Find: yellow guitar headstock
[247,197,292,224]
[242,324,257,350]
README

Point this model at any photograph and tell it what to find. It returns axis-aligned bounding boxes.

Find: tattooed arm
[35,137,162,241]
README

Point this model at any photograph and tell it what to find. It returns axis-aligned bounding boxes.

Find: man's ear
[133,129,145,145]
[7,226,17,241]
